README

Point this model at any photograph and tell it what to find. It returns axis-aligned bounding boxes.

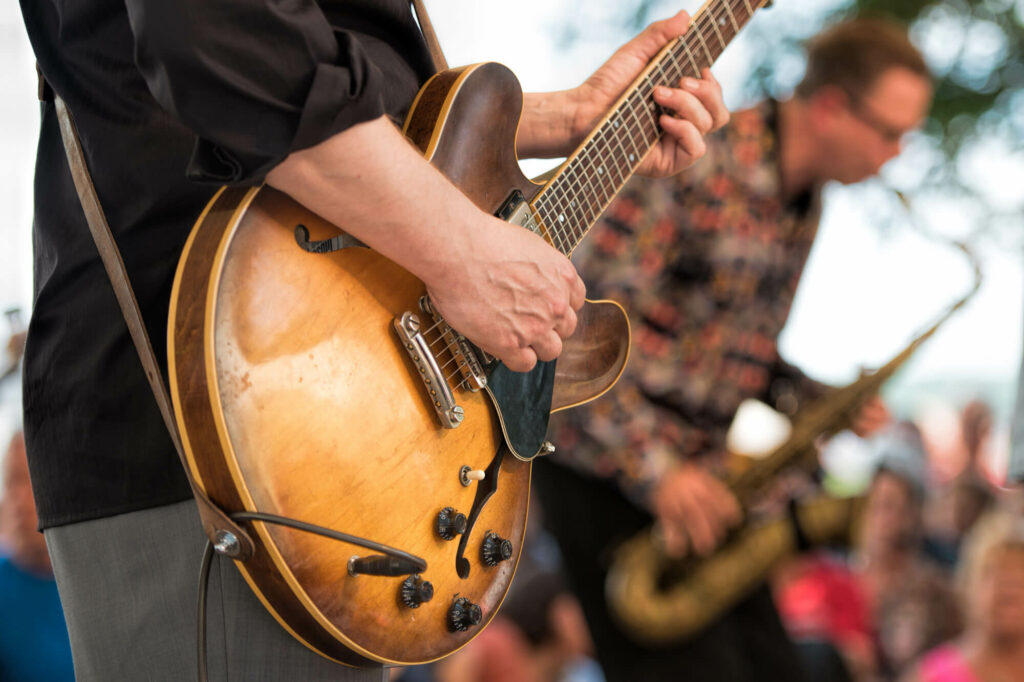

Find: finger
[531,330,563,363]
[653,86,713,134]
[661,522,689,559]
[695,68,731,130]
[500,346,538,373]
[699,476,743,528]
[552,304,579,340]
[676,489,718,556]
[658,116,706,161]
[567,270,586,311]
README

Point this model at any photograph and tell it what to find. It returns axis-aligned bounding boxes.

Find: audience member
[902,508,1024,682]
[434,570,600,682]
[924,401,998,571]
[0,432,74,681]
[776,423,961,682]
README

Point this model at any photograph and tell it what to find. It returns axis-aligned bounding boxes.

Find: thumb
[660,522,689,559]
[622,10,691,62]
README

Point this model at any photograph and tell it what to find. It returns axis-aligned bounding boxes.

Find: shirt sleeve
[124,0,390,183]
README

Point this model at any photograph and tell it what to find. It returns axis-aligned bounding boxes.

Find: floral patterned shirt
[549,100,825,509]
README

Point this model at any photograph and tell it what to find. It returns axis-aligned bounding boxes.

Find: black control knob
[436,507,467,541]
[480,531,513,566]
[447,597,482,632]
[399,575,434,609]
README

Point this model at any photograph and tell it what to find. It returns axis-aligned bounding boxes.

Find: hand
[425,218,586,373]
[571,10,730,177]
[850,395,891,438]
[266,117,585,374]
[651,462,742,558]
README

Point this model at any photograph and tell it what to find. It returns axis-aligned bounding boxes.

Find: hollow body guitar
[168,0,764,667]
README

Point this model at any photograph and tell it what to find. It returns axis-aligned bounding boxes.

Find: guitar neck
[531,0,768,255]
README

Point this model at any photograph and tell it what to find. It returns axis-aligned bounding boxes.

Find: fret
[635,88,661,141]
[578,149,610,210]
[680,41,701,77]
[594,152,617,202]
[566,163,600,226]
[545,205,570,252]
[566,193,586,239]
[591,131,616,192]
[662,50,685,83]
[708,4,727,49]
[694,25,714,64]
[551,195,576,249]
[602,129,632,187]
[543,203,571,254]
[723,2,741,34]
[528,0,763,255]
[618,106,645,166]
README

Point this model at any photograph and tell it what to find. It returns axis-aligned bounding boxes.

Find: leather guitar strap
[411,0,448,72]
[52,95,255,560]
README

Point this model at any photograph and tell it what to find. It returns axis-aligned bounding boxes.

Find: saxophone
[605,240,981,645]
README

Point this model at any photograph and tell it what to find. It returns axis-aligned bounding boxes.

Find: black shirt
[19,0,434,529]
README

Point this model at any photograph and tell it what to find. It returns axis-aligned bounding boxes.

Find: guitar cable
[195,510,427,682]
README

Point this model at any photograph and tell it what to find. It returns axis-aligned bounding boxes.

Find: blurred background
[0,2,1021,682]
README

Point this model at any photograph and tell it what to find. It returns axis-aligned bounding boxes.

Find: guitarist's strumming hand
[519,10,730,177]
[424,218,587,373]
[266,117,585,373]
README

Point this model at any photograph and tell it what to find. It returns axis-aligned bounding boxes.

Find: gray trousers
[45,500,387,681]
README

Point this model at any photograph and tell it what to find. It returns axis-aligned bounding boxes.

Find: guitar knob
[480,531,513,566]
[436,507,467,541]
[447,597,482,632]
[399,575,434,609]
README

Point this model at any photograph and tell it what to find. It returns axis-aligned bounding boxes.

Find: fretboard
[532,0,768,255]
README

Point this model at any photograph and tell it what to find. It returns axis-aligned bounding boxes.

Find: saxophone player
[536,18,930,682]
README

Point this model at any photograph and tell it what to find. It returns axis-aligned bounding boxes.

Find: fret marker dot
[598,166,604,174]
[629,153,636,162]
[559,214,565,223]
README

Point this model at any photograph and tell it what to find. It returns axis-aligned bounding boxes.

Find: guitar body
[168,62,630,666]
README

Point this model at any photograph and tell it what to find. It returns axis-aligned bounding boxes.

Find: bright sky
[1,0,1022,441]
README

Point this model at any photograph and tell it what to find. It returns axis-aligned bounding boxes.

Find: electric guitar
[168,0,768,666]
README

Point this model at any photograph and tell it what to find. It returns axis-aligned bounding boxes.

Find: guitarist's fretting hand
[519,11,730,177]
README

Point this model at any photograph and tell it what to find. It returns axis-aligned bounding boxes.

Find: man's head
[795,18,932,184]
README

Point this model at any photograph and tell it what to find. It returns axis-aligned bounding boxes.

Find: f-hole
[453,446,506,579]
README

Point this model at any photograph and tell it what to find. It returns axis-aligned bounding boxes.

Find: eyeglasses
[844,93,910,145]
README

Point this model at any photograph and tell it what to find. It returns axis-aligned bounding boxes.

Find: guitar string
[534,0,756,252]
[536,1,747,251]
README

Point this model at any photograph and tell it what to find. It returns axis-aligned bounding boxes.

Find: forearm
[265,115,476,287]
[265,114,586,372]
